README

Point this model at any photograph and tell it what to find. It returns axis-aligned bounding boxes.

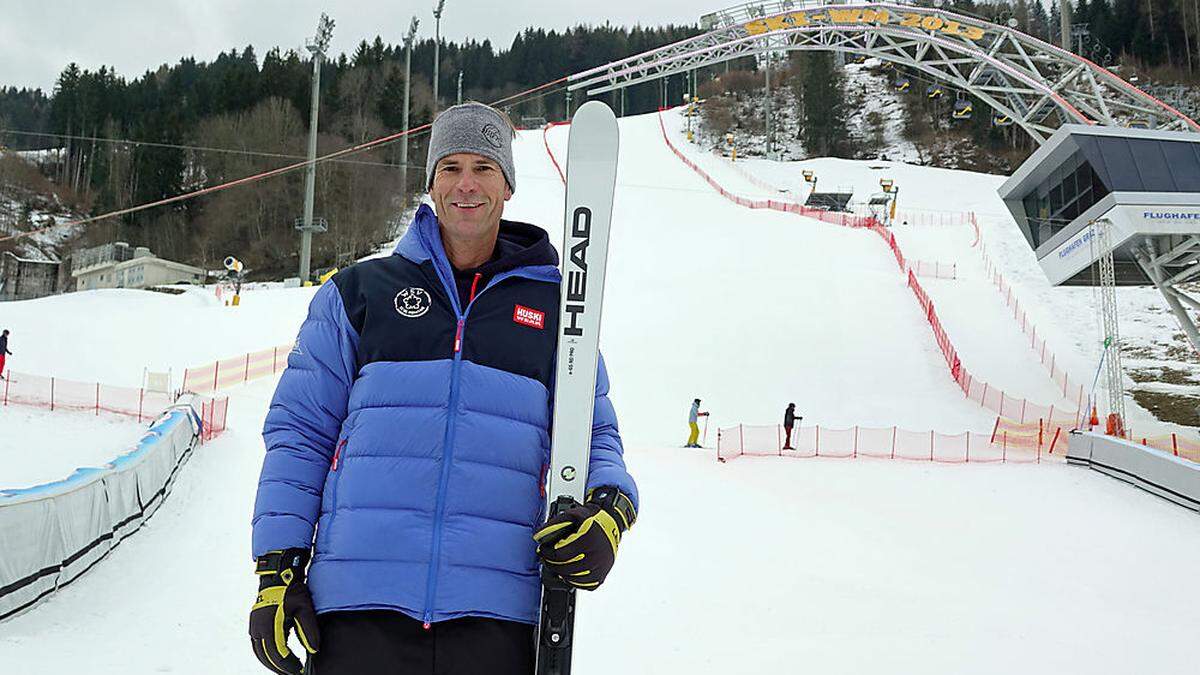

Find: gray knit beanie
[425,102,516,193]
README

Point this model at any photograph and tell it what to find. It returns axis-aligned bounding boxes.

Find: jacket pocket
[328,438,348,512]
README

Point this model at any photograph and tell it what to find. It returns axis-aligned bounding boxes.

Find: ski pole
[702,415,709,446]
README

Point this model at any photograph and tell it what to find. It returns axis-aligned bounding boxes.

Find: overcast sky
[0,1,707,92]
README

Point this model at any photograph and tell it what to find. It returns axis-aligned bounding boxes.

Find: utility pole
[765,51,774,159]
[1060,0,1072,50]
[400,16,418,214]
[432,0,446,114]
[457,70,463,105]
[297,13,334,283]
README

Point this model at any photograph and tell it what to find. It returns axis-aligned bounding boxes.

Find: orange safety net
[182,343,293,393]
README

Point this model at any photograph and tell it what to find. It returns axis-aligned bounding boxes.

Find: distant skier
[0,329,11,380]
[248,103,638,675]
[783,403,802,450]
[686,398,709,448]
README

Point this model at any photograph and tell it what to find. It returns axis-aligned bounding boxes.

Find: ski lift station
[998,125,1200,352]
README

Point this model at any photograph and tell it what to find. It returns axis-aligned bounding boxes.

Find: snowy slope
[0,407,146,489]
[525,113,996,437]
[0,286,316,388]
[661,107,1195,435]
[1,110,1198,675]
[2,381,1198,674]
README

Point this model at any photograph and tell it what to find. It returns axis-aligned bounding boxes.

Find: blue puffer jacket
[251,204,638,626]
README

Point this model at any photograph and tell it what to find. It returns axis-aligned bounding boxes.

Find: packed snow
[0,406,146,490]
[0,286,315,388]
[0,109,1197,675]
[659,108,1194,437]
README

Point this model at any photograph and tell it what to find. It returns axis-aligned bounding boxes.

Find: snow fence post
[816,426,821,457]
[891,426,897,459]
[138,389,145,423]
[204,400,212,444]
[213,361,220,392]
[244,353,251,383]
[739,424,744,454]
[1173,433,1179,456]
[930,430,934,461]
[198,400,206,444]
[273,347,279,373]
[853,426,859,459]
[50,377,55,411]
[966,431,971,463]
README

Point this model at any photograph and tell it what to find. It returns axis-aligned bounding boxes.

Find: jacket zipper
[422,273,485,627]
[327,437,349,518]
[331,439,347,471]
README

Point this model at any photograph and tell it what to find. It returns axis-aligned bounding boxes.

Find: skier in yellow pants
[686,398,709,448]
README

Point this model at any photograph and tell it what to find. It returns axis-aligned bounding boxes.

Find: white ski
[535,100,620,675]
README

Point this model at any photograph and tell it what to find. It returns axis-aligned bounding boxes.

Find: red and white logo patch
[513,304,545,330]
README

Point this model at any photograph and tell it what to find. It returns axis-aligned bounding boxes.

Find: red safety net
[1,370,173,423]
[718,421,1048,464]
[652,110,1167,463]
[197,395,230,443]
[978,240,1089,407]
[655,109,880,228]
[543,120,569,185]
[907,259,957,280]
[888,209,975,227]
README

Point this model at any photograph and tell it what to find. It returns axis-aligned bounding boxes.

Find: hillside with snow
[0,109,1197,674]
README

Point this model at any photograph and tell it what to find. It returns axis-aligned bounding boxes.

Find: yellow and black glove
[249,548,319,674]
[533,487,636,590]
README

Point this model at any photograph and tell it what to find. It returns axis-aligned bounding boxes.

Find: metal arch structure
[568,1,1200,144]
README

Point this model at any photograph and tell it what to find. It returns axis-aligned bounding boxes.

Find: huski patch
[513,304,546,330]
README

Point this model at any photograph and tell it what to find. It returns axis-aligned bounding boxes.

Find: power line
[0,127,423,170]
[0,76,570,244]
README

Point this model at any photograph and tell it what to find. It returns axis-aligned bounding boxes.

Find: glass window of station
[1020,136,1200,249]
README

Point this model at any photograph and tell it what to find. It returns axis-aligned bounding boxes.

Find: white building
[71,243,206,291]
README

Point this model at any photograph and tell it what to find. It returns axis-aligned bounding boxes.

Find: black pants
[306,609,534,675]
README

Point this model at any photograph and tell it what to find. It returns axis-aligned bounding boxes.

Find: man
[0,329,11,380]
[686,398,709,448]
[783,403,801,450]
[249,102,639,675]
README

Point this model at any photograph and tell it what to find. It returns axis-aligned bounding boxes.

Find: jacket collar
[394,204,560,312]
